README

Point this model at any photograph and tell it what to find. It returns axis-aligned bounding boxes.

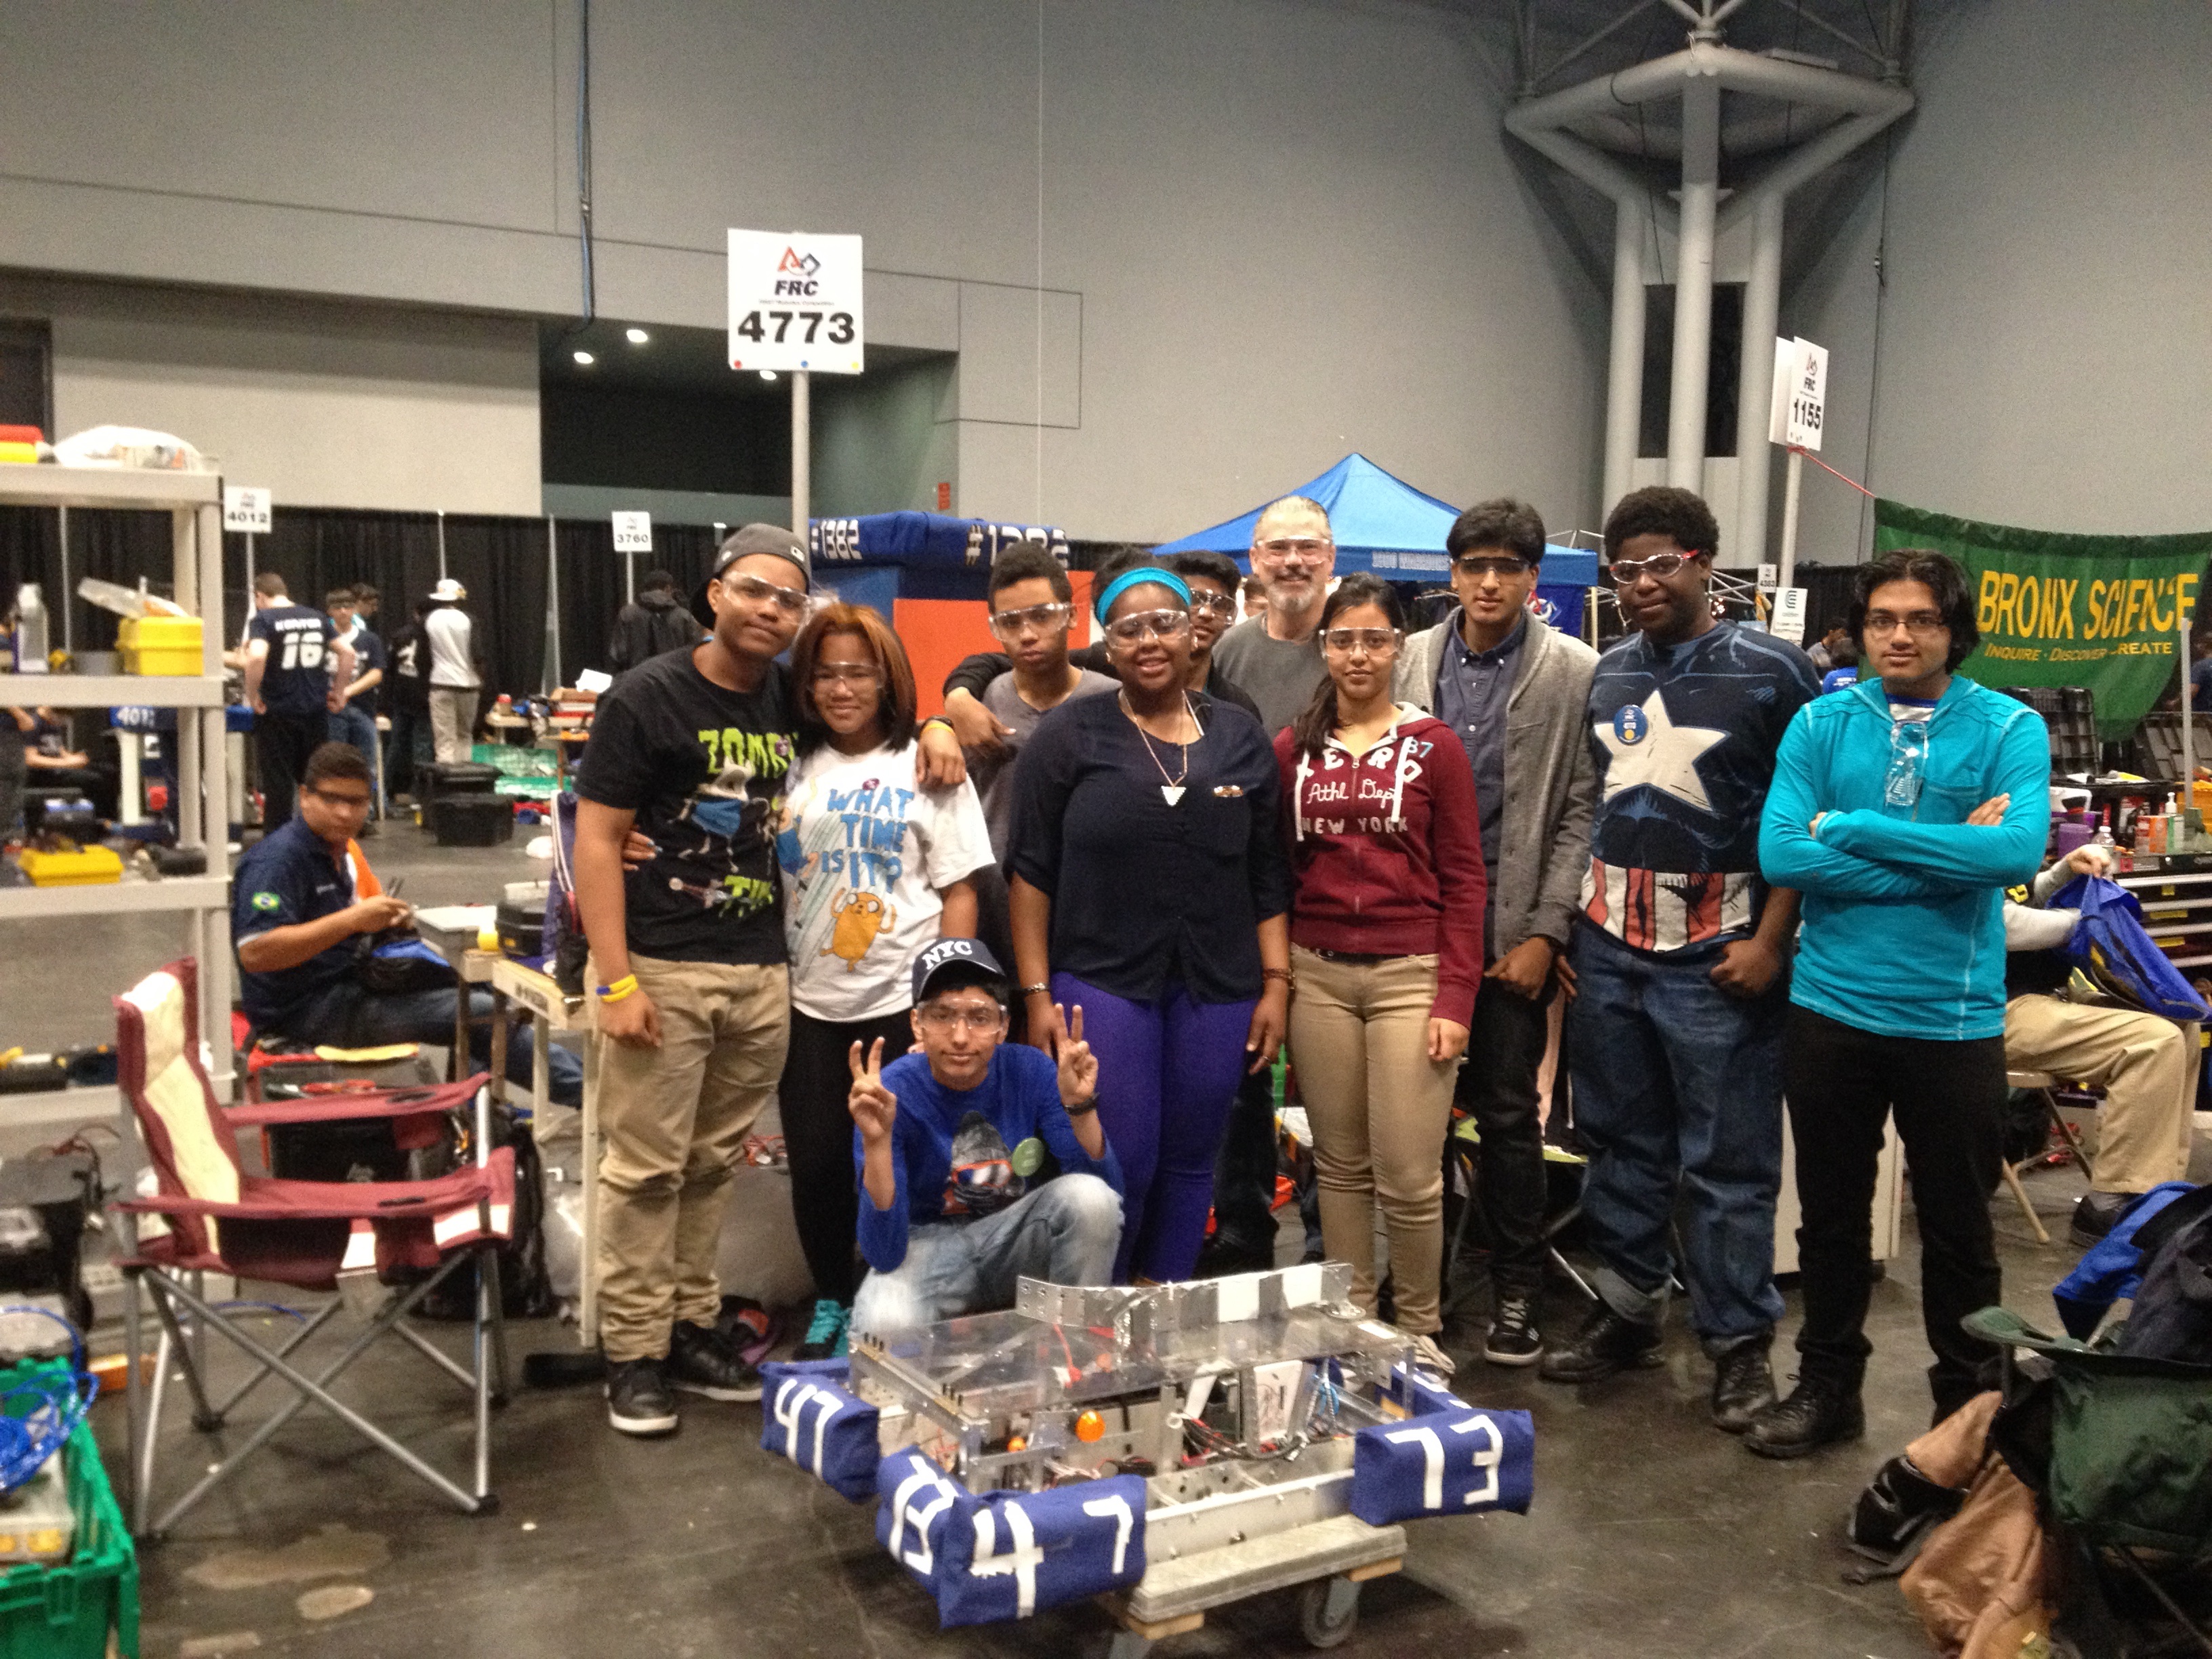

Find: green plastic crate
[0,1366,137,1659]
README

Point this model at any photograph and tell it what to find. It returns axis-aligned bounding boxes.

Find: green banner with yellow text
[1872,500,2212,739]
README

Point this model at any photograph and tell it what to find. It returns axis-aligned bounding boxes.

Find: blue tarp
[810,512,1068,570]
[1153,454,1599,590]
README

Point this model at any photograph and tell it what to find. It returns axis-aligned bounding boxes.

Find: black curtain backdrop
[1,504,730,697]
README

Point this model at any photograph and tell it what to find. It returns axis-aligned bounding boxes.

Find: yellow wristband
[596,974,638,1004]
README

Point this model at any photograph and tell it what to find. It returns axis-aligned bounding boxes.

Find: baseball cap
[909,937,1010,1007]
[691,523,810,625]
[428,577,467,603]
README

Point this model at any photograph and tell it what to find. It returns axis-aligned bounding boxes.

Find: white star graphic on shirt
[1597,690,1727,815]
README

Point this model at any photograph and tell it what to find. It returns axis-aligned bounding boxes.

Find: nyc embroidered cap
[691,523,811,624]
[910,937,1009,1006]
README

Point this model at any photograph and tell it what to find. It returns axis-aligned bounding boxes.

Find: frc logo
[776,247,823,296]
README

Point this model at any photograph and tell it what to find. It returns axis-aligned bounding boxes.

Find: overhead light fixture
[625,327,649,345]
[759,369,778,381]
[573,349,596,365]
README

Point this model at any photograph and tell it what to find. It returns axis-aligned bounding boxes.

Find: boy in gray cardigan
[1394,499,1597,1366]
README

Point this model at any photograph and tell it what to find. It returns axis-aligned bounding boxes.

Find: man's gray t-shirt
[1210,617,1328,737]
[968,669,1118,855]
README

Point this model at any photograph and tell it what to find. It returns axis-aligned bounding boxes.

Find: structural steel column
[1665,72,1721,489]
[1734,192,1785,567]
[1604,201,1650,515]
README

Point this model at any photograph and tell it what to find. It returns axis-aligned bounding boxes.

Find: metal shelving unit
[0,463,233,1117]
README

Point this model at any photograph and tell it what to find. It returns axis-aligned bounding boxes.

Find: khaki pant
[2004,996,2198,1193]
[428,687,476,763]
[1288,947,1460,1334]
[592,952,790,1361]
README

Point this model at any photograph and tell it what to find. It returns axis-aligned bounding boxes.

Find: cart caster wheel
[1298,1576,1359,1649]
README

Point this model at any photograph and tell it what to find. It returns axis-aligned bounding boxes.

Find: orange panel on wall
[896,571,1092,718]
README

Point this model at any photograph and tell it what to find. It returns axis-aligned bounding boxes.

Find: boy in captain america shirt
[846,939,1124,1334]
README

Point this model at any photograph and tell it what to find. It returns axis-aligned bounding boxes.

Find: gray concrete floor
[7,823,2205,1658]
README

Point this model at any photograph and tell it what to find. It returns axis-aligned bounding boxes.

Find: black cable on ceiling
[576,0,596,327]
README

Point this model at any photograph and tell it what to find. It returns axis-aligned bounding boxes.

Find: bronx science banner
[1872,500,2212,740]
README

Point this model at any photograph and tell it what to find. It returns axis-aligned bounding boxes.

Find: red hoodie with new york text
[1272,708,1486,1027]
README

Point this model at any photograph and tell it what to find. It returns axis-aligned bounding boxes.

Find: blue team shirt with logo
[249,605,337,718]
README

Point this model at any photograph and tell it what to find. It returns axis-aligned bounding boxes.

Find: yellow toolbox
[117,614,205,676]
[16,846,123,886]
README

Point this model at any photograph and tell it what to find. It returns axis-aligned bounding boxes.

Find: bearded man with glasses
[1541,486,1819,1439]
[1212,496,1338,737]
[1754,548,2047,1455]
[571,523,966,1435]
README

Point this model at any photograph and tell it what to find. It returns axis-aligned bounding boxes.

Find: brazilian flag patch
[250,891,282,913]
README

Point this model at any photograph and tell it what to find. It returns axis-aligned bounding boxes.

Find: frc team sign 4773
[728,229,865,375]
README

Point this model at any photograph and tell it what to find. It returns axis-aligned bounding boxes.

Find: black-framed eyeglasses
[1454,555,1533,579]
[306,786,373,811]
[1863,611,1948,639]
[720,570,809,615]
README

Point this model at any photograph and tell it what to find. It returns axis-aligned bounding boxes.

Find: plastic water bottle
[13,583,48,674]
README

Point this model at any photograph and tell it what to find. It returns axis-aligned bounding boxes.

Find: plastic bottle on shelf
[13,583,48,674]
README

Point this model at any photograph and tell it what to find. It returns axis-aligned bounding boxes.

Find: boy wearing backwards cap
[573,525,967,1435]
[847,939,1124,1335]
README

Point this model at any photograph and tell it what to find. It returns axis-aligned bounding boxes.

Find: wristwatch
[1064,1095,1099,1117]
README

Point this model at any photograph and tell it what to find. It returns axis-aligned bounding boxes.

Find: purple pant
[1054,972,1256,1282]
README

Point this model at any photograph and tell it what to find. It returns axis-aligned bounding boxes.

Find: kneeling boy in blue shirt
[848,939,1124,1335]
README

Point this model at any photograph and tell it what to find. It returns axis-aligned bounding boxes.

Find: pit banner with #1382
[1874,499,2212,741]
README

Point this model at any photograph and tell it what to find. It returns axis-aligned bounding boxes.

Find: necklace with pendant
[1124,691,1203,806]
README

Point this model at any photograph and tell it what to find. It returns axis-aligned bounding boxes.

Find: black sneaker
[668,1319,762,1402]
[1483,1294,1544,1367]
[1709,1337,1776,1434]
[1538,1303,1662,1384]
[1744,1378,1865,1460]
[605,1357,679,1436]
[2069,1190,2131,1248]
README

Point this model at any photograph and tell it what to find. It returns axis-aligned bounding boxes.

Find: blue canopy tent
[1155,453,1597,634]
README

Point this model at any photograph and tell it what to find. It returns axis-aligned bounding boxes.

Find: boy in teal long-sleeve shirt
[1750,550,2048,1458]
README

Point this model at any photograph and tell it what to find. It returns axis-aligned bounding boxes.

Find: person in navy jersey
[1006,558,1293,1284]
[242,571,352,830]
[848,939,1123,1335]
[1540,487,1819,1439]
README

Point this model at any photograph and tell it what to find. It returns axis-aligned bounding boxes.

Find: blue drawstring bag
[2051,875,2212,1021]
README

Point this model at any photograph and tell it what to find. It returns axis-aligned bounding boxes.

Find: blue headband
[1093,566,1192,623]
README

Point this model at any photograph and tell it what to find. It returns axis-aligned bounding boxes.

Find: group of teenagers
[530,489,2087,1456]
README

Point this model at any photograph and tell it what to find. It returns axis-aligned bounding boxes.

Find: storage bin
[0,1364,138,1659]
[430,794,513,848]
[115,615,203,677]
[15,848,122,888]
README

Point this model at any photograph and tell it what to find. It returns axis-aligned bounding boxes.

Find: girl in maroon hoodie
[1275,575,1486,1372]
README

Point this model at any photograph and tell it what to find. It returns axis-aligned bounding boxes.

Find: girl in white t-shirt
[773,604,993,1357]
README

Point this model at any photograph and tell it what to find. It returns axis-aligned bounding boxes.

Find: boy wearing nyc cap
[846,939,1124,1336]
[574,527,968,1436]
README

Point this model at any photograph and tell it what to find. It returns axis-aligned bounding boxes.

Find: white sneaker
[1408,1331,1458,1377]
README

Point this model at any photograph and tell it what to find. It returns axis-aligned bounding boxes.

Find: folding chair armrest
[116,1150,514,1227]
[224,1073,491,1129]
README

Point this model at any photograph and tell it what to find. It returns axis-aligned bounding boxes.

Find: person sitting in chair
[232,742,580,1103]
[848,939,1124,1335]
[2004,839,2202,1244]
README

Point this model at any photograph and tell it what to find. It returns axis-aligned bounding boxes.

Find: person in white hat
[423,577,480,764]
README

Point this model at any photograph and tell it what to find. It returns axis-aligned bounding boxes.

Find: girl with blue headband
[1004,552,1294,1282]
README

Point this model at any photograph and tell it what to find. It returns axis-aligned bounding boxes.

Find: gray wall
[815,357,959,521]
[0,0,1605,539]
[0,274,540,514]
[1787,0,2212,562]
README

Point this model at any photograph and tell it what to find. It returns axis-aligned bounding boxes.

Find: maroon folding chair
[112,959,516,1536]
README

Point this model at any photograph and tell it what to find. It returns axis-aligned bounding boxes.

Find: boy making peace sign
[848,939,1124,1335]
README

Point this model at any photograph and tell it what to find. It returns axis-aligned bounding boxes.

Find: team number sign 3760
[727,229,865,375]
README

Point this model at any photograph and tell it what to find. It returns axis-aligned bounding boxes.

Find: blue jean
[1566,922,1786,1348]
[282,979,583,1106]
[329,705,382,812]
[1055,974,1256,1283]
[851,1174,1123,1335]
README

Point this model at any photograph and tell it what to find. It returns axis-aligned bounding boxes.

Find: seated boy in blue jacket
[847,938,1124,1336]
